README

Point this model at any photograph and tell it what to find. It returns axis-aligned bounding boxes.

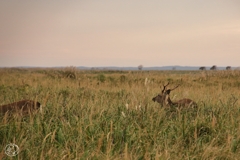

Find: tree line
[199,65,232,71]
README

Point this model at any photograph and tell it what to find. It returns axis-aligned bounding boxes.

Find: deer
[152,82,197,109]
[0,99,42,116]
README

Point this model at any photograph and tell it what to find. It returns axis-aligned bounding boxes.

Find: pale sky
[0,1,240,67]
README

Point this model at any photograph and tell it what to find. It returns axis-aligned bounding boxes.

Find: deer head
[152,82,172,106]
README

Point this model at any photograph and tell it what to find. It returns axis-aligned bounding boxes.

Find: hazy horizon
[0,1,239,67]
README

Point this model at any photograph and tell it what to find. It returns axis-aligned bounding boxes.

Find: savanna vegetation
[0,67,240,159]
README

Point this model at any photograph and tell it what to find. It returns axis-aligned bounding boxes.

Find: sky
[0,0,240,67]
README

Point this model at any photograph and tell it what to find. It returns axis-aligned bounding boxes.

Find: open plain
[0,68,240,159]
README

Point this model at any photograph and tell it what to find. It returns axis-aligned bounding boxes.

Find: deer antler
[165,84,180,95]
[161,82,170,93]
[169,84,180,92]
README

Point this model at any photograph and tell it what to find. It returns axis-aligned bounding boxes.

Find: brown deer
[152,82,197,109]
[0,99,42,116]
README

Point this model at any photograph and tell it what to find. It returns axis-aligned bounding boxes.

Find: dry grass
[0,68,240,159]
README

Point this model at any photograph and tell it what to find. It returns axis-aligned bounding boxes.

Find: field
[0,67,240,159]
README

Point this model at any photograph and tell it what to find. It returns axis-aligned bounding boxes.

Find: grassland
[0,67,240,159]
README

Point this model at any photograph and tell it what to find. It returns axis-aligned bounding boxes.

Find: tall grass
[0,68,240,159]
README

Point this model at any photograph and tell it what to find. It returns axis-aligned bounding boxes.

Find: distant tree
[199,66,206,70]
[226,66,231,70]
[172,67,176,70]
[138,65,143,71]
[210,65,217,70]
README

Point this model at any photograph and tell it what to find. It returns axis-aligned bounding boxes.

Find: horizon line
[0,65,239,68]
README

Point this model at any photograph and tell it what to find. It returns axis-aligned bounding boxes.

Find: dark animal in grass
[0,100,42,116]
[152,82,197,109]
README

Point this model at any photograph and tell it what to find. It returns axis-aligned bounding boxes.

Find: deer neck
[165,94,176,107]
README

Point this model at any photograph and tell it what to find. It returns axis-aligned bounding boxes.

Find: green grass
[0,68,240,159]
